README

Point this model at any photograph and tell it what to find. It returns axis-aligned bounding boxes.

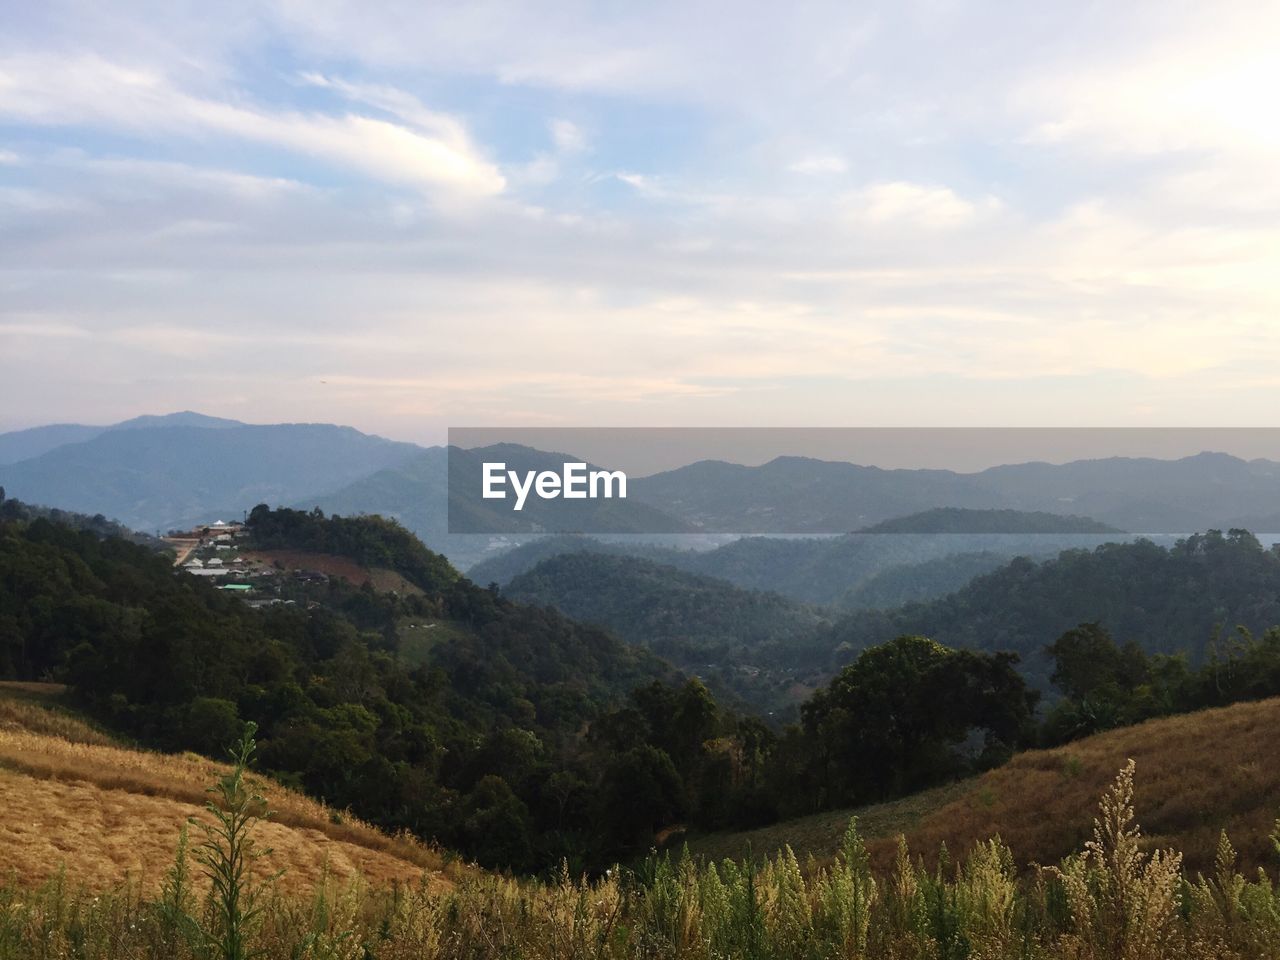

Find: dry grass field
[0,683,455,896]
[686,696,1280,876]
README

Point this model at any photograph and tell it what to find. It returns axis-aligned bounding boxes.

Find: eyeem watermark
[482,461,627,511]
[449,427,1280,534]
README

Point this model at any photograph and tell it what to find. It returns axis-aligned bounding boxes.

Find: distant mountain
[0,411,244,465]
[301,446,500,568]
[974,452,1280,532]
[449,443,692,534]
[631,451,1280,533]
[631,456,996,532]
[306,446,449,538]
[9,413,1278,566]
[0,422,422,533]
[308,444,692,567]
[857,507,1122,535]
[0,423,108,466]
[109,411,244,432]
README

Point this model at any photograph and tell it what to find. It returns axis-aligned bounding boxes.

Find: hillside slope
[0,508,680,871]
[0,683,454,895]
[466,533,1086,607]
[824,529,1280,688]
[505,552,831,711]
[685,696,1280,875]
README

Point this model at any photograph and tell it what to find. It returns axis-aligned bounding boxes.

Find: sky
[2,1,1280,442]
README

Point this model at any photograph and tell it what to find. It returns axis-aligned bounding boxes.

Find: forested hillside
[244,504,459,594]
[838,551,1010,609]
[0,491,169,548]
[468,531,1096,606]
[505,552,830,711]
[0,506,1063,870]
[0,509,686,869]
[465,534,695,584]
[825,529,1280,688]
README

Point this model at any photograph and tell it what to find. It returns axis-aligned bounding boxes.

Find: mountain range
[4,412,1280,558]
[0,413,421,534]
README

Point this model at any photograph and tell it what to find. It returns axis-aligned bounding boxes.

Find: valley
[3,421,1280,958]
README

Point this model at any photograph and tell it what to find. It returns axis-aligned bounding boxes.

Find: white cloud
[788,154,846,175]
[849,181,1001,229]
[549,118,586,154]
[5,2,1280,430]
[0,55,505,197]
[1022,38,1280,157]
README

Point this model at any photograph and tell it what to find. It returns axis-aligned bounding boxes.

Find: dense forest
[0,505,1046,871]
[244,504,459,593]
[822,529,1280,689]
[6,502,1280,876]
[0,489,167,547]
[0,507,676,869]
[838,551,1010,609]
[466,531,1110,607]
[495,530,1280,704]
[505,552,830,712]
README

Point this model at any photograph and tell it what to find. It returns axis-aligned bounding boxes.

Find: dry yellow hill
[0,683,457,896]
[685,696,1280,876]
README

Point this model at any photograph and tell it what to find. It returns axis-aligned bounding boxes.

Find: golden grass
[0,680,68,697]
[0,691,117,747]
[0,771,432,896]
[687,696,1280,875]
[0,689,457,896]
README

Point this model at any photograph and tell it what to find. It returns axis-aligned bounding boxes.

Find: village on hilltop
[163,519,328,607]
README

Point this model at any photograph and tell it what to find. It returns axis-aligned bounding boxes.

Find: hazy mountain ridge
[630,456,999,532]
[856,507,1122,534]
[0,420,423,533]
[630,451,1280,533]
[0,411,245,466]
[6,413,1280,564]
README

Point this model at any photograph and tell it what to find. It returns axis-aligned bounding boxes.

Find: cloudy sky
[2,1,1279,440]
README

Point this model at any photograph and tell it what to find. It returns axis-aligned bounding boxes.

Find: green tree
[1047,622,1149,702]
[797,636,1036,808]
[184,696,242,757]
